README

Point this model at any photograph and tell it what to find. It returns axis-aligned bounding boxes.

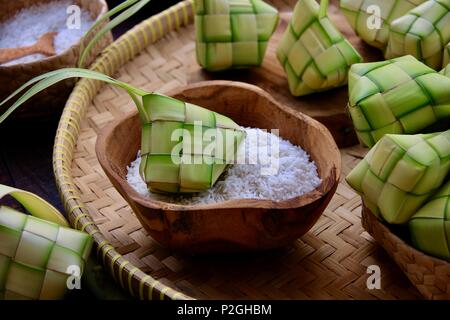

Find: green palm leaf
[78,0,152,68]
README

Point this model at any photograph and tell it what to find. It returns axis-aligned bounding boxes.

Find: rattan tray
[53,0,421,299]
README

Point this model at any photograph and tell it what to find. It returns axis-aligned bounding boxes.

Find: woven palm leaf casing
[442,42,450,67]
[385,0,450,70]
[346,130,450,224]
[0,207,93,300]
[194,0,279,71]
[348,55,450,148]
[340,0,426,49]
[409,180,450,261]
[276,0,362,97]
[138,93,246,194]
[442,42,450,71]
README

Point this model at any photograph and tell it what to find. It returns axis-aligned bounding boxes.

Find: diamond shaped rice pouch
[0,184,93,300]
[409,180,450,261]
[139,93,246,194]
[385,0,450,70]
[194,0,279,71]
[277,0,362,96]
[348,55,450,148]
[346,130,450,224]
[340,0,426,49]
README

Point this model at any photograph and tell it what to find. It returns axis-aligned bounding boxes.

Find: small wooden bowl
[96,81,341,254]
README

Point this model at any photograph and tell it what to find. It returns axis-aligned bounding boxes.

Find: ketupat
[139,94,245,193]
[0,69,245,194]
[0,184,92,300]
[194,0,279,71]
[409,180,450,261]
[385,0,450,70]
[346,130,450,224]
[277,0,362,96]
[340,0,426,49]
[348,55,450,148]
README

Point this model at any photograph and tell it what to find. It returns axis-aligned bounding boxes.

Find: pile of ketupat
[341,0,450,262]
[341,0,450,70]
[194,0,362,96]
[0,185,92,299]
[346,55,449,261]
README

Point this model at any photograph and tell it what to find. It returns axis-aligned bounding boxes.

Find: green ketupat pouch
[0,185,92,300]
[194,0,279,71]
[277,0,362,96]
[409,180,450,261]
[348,55,450,147]
[385,0,450,70]
[346,130,450,224]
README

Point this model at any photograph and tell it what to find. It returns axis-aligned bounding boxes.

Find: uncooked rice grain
[0,0,95,66]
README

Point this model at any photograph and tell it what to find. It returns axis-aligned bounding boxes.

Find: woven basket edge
[53,0,196,300]
[361,205,450,300]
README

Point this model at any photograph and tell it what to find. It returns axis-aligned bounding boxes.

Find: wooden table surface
[0,0,180,299]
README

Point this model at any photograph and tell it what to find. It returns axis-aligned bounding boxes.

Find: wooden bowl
[96,81,341,254]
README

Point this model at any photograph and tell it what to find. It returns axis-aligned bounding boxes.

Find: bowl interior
[0,0,107,65]
[96,81,341,210]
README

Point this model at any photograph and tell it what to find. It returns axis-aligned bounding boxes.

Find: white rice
[0,0,95,66]
[126,127,321,205]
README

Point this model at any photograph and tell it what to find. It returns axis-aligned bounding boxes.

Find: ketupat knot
[385,0,450,70]
[409,180,450,261]
[277,0,362,96]
[346,130,450,224]
[340,0,426,49]
[139,93,246,193]
[348,55,450,147]
[194,0,279,71]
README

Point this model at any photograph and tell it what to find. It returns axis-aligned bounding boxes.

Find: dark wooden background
[0,0,180,299]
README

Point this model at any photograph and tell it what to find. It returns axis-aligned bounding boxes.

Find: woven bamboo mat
[58,0,422,299]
